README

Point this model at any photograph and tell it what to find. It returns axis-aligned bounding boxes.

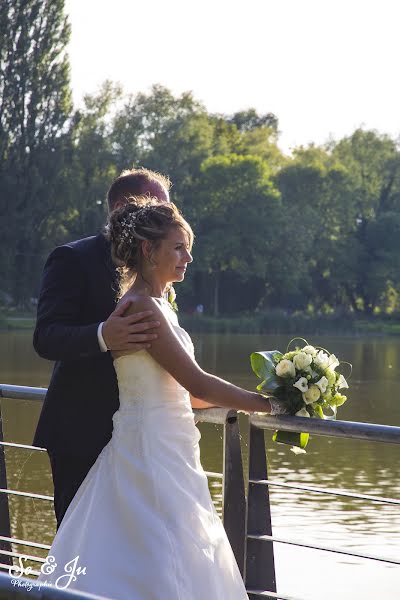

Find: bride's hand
[103,300,160,353]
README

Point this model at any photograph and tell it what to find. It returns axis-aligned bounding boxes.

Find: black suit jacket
[33,234,120,457]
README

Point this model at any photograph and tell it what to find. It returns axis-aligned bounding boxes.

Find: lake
[0,330,399,599]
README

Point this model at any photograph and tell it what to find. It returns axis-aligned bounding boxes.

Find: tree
[112,85,215,207]
[228,108,278,133]
[65,81,122,240]
[192,154,281,315]
[274,146,351,310]
[0,0,72,304]
[331,130,400,313]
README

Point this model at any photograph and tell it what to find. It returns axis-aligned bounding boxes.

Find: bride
[38,198,276,599]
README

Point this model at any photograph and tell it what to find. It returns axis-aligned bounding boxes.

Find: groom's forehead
[142,181,170,203]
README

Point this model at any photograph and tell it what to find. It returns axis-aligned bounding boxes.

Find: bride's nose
[185,249,193,263]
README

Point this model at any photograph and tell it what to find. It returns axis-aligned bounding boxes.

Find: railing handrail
[0,384,47,402]
[0,383,235,425]
[250,412,400,444]
[2,383,399,444]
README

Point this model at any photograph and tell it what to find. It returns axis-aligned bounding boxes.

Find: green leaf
[256,376,283,393]
[272,430,309,450]
[250,351,282,380]
[312,404,325,419]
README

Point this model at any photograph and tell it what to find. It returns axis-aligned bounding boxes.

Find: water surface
[0,331,399,598]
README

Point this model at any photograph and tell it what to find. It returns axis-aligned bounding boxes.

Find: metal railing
[245,413,400,600]
[0,384,399,600]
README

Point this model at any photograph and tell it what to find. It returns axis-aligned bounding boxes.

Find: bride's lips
[176,266,186,272]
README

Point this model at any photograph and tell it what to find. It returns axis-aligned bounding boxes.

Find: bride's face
[150,226,193,284]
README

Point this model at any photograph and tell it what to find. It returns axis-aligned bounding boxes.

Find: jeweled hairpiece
[120,204,156,241]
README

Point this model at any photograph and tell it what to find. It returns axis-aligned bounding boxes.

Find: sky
[64,0,400,154]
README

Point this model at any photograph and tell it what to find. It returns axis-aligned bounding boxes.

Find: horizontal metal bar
[246,590,304,600]
[204,471,223,479]
[250,413,400,444]
[0,384,236,425]
[0,549,45,563]
[0,441,46,452]
[194,407,237,424]
[0,384,46,402]
[0,563,41,576]
[247,533,400,565]
[0,488,53,501]
[0,563,22,573]
[249,478,400,505]
[0,535,50,550]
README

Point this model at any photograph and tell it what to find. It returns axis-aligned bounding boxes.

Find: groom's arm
[33,245,106,360]
[33,246,158,361]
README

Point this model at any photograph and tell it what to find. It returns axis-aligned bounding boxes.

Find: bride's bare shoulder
[118,294,164,317]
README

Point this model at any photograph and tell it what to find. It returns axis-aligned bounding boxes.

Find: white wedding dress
[38,299,248,599]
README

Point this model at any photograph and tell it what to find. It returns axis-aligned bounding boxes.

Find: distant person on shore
[33,168,170,528]
[196,303,204,315]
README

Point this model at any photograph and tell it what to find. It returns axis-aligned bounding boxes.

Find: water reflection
[0,331,399,598]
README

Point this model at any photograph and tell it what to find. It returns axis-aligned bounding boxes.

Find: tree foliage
[1,6,400,317]
[0,0,72,304]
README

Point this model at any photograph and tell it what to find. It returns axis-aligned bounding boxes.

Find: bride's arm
[133,297,272,414]
[190,396,219,409]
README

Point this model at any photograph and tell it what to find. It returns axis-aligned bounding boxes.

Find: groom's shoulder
[51,234,106,259]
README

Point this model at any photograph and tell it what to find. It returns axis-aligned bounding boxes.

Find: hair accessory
[120,205,154,241]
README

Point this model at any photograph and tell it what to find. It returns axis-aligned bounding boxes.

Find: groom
[33,167,171,528]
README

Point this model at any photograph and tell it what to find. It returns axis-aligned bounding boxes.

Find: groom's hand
[102,300,160,352]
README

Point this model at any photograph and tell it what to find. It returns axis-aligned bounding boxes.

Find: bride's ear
[141,239,154,263]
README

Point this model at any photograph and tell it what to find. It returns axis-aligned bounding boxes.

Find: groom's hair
[107,167,171,211]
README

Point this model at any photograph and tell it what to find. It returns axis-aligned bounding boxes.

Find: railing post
[0,400,12,566]
[223,411,246,577]
[245,422,276,597]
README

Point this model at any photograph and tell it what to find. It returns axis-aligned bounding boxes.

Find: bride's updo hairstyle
[106,196,194,297]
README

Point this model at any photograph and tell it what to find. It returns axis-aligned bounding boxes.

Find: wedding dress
[38,298,248,599]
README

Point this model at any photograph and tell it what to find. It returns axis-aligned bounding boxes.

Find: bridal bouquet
[250,338,351,452]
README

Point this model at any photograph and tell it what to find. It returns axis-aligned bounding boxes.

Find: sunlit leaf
[250,351,282,379]
[256,375,282,393]
[272,430,309,450]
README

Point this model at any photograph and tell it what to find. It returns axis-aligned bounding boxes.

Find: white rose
[327,354,339,371]
[275,359,296,378]
[302,384,321,404]
[293,377,309,393]
[314,350,329,370]
[293,352,312,370]
[315,376,329,394]
[295,407,310,418]
[337,374,349,389]
[302,345,317,357]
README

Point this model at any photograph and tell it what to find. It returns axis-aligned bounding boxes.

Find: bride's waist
[114,398,191,418]
[118,388,189,406]
[111,401,198,438]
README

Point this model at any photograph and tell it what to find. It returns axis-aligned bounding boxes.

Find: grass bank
[179,312,400,336]
[2,310,400,336]
[0,310,36,331]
